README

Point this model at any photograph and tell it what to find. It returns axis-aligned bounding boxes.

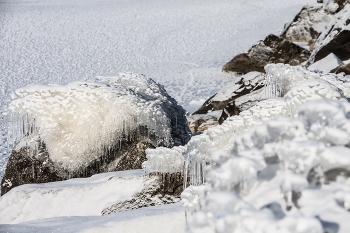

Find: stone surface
[101,172,184,215]
[330,62,350,75]
[222,34,311,74]
[219,88,267,124]
[187,114,220,134]
[193,72,265,117]
[308,4,350,63]
[281,4,333,45]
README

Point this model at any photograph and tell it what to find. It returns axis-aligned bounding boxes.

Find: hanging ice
[6,73,189,173]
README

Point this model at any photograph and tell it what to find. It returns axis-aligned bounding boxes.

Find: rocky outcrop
[281,0,349,47]
[281,5,333,46]
[222,34,311,74]
[330,62,350,74]
[219,88,267,124]
[193,72,265,117]
[308,4,350,63]
[102,172,184,215]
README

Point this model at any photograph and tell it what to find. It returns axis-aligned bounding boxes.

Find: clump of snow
[184,99,350,233]
[308,53,344,72]
[6,73,183,172]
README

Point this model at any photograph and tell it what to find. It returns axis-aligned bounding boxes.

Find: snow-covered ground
[0,0,320,232]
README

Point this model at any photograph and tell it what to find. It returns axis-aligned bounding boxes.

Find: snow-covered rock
[222,34,311,74]
[193,72,265,117]
[187,112,221,134]
[308,53,344,72]
[281,3,339,47]
[1,73,191,195]
[331,62,350,74]
[308,4,350,63]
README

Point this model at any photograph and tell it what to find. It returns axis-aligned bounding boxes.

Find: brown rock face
[1,127,155,196]
[223,34,310,74]
[330,63,350,75]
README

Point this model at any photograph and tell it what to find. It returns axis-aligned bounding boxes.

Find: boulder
[308,4,350,64]
[223,34,311,74]
[187,112,220,134]
[193,72,265,116]
[1,73,191,195]
[281,4,333,45]
[330,62,350,74]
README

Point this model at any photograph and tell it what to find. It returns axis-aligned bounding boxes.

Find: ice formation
[143,64,350,185]
[6,73,188,173]
[183,99,350,233]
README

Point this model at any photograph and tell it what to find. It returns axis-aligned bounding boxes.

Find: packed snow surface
[0,170,144,224]
[0,0,314,178]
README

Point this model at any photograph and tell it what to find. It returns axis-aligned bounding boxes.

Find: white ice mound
[143,64,349,187]
[7,73,188,172]
[184,99,350,233]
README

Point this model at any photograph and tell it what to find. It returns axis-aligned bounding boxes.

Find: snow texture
[6,73,188,172]
[184,98,350,233]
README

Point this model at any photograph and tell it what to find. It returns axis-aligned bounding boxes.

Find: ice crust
[6,73,182,172]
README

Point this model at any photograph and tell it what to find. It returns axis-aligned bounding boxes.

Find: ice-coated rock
[193,72,265,116]
[222,34,310,74]
[280,1,346,48]
[1,73,191,195]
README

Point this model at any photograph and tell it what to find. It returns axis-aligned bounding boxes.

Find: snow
[0,170,145,224]
[0,203,185,233]
[308,53,344,72]
[184,99,350,233]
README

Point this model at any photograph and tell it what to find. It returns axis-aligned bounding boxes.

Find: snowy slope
[0,170,145,224]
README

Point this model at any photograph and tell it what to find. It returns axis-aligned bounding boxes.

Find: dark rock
[193,72,265,119]
[223,34,311,74]
[308,4,350,63]
[102,172,184,215]
[330,62,350,75]
[219,87,266,124]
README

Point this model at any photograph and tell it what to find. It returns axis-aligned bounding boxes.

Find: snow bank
[308,53,344,72]
[7,73,188,172]
[184,99,350,233]
[0,170,144,224]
